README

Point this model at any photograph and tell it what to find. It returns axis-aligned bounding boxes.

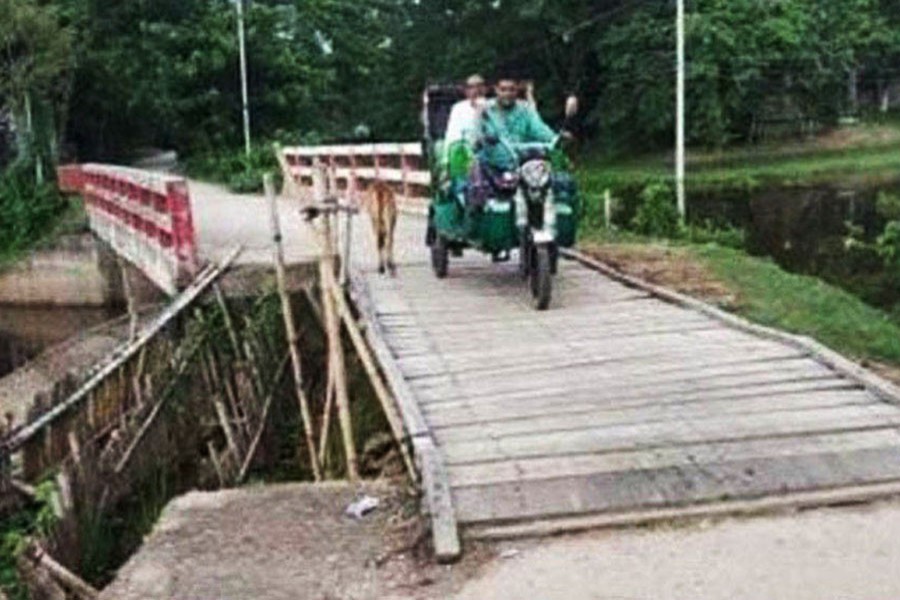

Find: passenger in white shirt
[444,74,487,154]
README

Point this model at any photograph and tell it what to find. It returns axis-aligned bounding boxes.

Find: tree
[0,0,72,180]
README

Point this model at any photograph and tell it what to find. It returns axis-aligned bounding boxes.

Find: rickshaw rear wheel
[531,245,552,310]
[432,235,449,279]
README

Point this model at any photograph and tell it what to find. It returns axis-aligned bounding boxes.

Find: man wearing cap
[444,74,487,151]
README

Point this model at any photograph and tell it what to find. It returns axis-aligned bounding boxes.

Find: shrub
[0,164,65,259]
[876,191,900,221]
[684,221,746,249]
[184,144,281,194]
[631,182,680,238]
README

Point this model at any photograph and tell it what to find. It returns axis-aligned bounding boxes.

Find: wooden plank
[400,334,802,382]
[563,249,900,411]
[421,358,842,412]
[465,480,900,541]
[452,445,900,524]
[378,296,661,325]
[391,326,780,360]
[448,428,900,488]
[440,403,900,466]
[427,378,860,429]
[413,436,461,562]
[413,350,830,403]
[434,388,872,444]
[379,303,704,328]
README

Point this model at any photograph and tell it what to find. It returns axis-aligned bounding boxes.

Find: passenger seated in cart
[444,74,487,155]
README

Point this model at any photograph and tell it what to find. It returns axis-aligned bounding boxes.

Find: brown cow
[365,180,398,276]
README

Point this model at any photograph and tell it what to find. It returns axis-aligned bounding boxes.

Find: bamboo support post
[237,352,291,482]
[317,362,336,467]
[325,275,417,479]
[208,441,226,487]
[214,283,242,359]
[207,349,245,443]
[24,541,99,600]
[317,189,359,481]
[339,207,353,288]
[265,173,322,481]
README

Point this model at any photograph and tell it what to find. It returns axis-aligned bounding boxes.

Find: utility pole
[235,0,251,157]
[676,0,686,221]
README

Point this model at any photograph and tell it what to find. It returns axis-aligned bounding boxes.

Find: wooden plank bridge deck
[354,228,900,553]
[183,181,900,558]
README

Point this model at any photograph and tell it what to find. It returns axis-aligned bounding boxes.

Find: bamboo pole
[324,274,416,479]
[214,283,242,359]
[237,352,291,483]
[264,173,322,481]
[317,362,336,467]
[318,193,359,481]
[24,541,99,600]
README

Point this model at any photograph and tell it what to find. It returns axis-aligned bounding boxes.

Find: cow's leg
[378,227,387,275]
[370,210,385,274]
[386,211,398,276]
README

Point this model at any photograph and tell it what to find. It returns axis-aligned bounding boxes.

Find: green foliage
[0,0,72,173]
[595,0,897,148]
[0,0,72,110]
[0,164,66,263]
[876,221,900,268]
[17,0,900,162]
[876,190,900,220]
[631,182,680,238]
[1,480,59,599]
[183,144,280,194]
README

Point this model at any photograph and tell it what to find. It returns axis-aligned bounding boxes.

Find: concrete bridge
[57,154,900,562]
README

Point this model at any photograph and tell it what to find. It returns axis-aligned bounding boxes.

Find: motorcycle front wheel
[530,244,552,310]
[518,230,530,279]
[431,235,449,279]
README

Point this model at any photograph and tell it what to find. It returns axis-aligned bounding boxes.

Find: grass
[578,227,900,368]
[696,244,900,364]
[578,119,900,195]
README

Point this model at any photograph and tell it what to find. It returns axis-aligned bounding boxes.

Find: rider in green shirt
[478,77,560,170]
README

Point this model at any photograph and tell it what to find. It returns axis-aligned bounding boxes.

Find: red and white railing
[279,143,432,214]
[57,164,198,294]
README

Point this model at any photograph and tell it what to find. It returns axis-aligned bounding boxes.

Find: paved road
[187,180,425,268]
[454,502,900,600]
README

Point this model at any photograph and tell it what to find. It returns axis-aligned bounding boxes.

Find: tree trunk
[24,91,44,184]
[847,68,859,116]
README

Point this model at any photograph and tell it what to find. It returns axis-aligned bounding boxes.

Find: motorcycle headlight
[521,159,551,189]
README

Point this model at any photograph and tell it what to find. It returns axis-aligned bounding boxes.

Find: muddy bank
[0,305,119,378]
